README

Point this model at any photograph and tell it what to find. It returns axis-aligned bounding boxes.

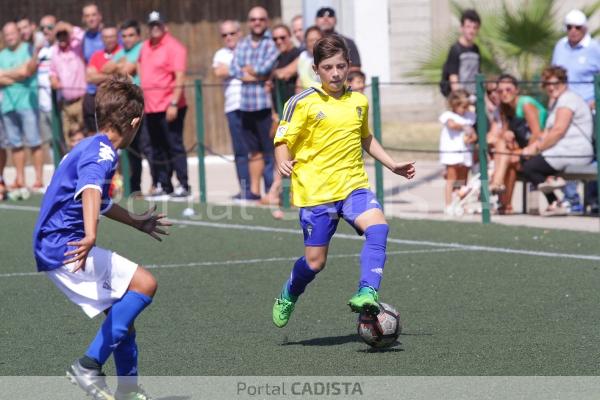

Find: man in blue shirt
[552,9,600,105]
[33,77,170,400]
[551,9,600,213]
[230,6,279,200]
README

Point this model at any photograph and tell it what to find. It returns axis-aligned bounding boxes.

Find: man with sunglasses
[551,9,600,214]
[213,20,251,200]
[36,15,57,157]
[552,9,600,107]
[230,7,279,201]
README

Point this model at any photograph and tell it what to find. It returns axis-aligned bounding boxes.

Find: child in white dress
[439,89,477,215]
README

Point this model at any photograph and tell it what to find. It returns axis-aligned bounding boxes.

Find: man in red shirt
[85,26,121,132]
[139,11,189,199]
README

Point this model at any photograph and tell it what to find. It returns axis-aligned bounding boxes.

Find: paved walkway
[6,157,599,233]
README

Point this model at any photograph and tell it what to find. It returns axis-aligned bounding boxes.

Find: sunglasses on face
[542,80,560,88]
[566,24,583,31]
[41,25,54,31]
[249,17,267,22]
[273,36,288,42]
[221,31,237,38]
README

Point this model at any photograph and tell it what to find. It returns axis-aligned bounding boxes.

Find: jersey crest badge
[356,106,363,118]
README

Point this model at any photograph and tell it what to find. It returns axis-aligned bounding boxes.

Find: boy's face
[461,19,480,43]
[314,52,349,95]
[349,76,365,93]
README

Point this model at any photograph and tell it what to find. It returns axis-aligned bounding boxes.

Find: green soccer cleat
[348,286,380,315]
[272,297,295,328]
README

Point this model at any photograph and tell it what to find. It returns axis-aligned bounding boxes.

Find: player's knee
[129,266,157,297]
[305,254,327,271]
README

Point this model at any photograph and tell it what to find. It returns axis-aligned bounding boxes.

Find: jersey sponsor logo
[370,267,383,275]
[356,106,363,118]
[276,125,288,138]
[315,111,327,121]
[98,142,115,163]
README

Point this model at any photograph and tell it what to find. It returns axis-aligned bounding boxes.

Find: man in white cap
[551,9,600,106]
[551,9,600,215]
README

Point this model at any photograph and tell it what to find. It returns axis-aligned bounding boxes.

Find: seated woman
[521,66,594,216]
[490,74,547,213]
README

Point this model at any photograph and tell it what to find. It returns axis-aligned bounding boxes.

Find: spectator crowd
[0,3,366,206]
[440,8,598,217]
[1,3,594,217]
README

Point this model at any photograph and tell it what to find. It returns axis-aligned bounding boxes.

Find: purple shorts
[299,188,382,246]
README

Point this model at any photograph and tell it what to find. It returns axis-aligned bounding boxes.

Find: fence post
[195,79,207,204]
[594,75,600,224]
[371,76,385,210]
[476,74,491,224]
[120,149,131,197]
[276,80,291,209]
[50,90,63,168]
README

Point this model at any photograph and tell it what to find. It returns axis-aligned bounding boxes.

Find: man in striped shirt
[230,6,279,200]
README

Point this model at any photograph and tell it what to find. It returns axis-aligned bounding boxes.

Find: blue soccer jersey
[33,134,118,271]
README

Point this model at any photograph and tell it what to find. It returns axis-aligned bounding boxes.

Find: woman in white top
[521,66,594,216]
[296,26,323,92]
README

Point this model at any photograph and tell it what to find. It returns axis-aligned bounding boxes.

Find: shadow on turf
[281,334,405,353]
[281,333,360,346]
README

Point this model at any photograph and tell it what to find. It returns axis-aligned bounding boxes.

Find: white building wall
[280,0,600,121]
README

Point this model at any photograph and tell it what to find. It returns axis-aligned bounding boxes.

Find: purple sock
[359,224,389,290]
[284,257,318,300]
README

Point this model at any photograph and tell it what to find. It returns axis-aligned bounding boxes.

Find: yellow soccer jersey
[274,86,371,207]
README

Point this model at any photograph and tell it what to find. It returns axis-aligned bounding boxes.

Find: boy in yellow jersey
[272,34,416,328]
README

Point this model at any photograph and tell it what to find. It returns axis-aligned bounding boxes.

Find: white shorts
[46,247,138,318]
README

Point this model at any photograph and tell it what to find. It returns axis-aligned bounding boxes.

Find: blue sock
[85,291,152,365]
[359,224,389,290]
[114,331,138,393]
[283,257,318,300]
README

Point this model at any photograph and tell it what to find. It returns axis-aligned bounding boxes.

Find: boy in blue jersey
[33,77,170,400]
[271,35,416,328]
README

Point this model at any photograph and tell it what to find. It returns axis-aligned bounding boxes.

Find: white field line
[0,248,458,278]
[2,203,600,262]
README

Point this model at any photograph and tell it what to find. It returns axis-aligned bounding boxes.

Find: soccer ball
[357,302,401,348]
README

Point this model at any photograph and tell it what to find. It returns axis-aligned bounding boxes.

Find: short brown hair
[272,23,291,36]
[447,89,470,110]
[95,76,144,135]
[541,65,568,86]
[313,33,349,66]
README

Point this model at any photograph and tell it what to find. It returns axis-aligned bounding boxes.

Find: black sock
[79,355,101,370]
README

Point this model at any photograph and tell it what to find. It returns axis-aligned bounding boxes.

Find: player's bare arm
[361,135,416,179]
[64,188,101,271]
[275,142,296,177]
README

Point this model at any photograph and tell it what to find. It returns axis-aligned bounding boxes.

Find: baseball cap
[147,10,165,25]
[564,9,587,27]
[316,7,336,18]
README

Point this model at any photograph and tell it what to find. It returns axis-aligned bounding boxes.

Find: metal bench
[520,162,598,214]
